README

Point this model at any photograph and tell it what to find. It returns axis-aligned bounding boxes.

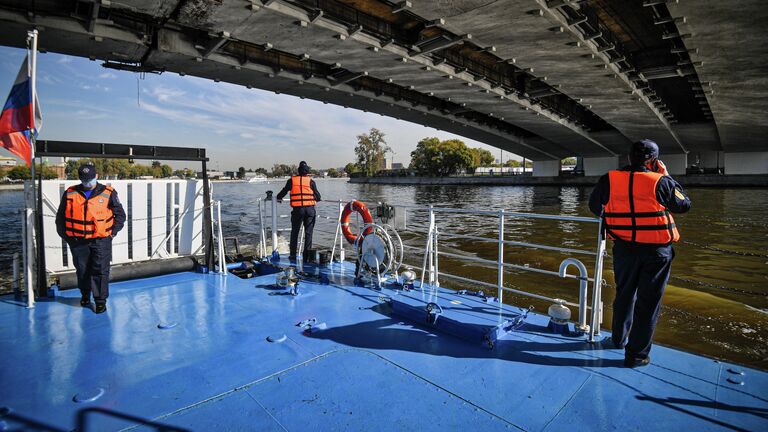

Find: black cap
[629,139,659,166]
[78,163,97,181]
[298,161,310,175]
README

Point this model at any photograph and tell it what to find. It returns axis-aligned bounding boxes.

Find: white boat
[247,175,269,183]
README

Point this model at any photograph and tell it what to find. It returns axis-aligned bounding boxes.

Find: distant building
[47,162,67,179]
[0,156,18,176]
[378,158,392,170]
[198,170,226,179]
[392,162,404,170]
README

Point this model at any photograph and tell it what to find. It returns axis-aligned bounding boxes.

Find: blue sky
[0,46,517,170]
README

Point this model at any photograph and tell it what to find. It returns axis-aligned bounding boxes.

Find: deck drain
[727,368,745,375]
[726,378,745,385]
[266,334,287,343]
[73,387,105,403]
[157,322,178,330]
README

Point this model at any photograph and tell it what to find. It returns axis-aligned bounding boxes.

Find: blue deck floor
[1,260,766,431]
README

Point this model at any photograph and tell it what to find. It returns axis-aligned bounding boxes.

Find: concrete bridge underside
[0,0,765,175]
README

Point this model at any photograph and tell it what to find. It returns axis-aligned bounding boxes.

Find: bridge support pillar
[661,153,687,176]
[533,160,560,177]
[583,156,618,177]
[687,150,724,173]
[725,152,768,175]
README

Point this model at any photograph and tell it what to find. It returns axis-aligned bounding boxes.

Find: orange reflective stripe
[289,175,316,207]
[64,184,115,239]
[604,170,680,244]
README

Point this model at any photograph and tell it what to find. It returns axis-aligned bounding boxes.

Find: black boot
[94,303,107,314]
[80,296,91,307]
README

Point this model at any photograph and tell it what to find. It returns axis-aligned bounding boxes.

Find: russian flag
[0,55,42,166]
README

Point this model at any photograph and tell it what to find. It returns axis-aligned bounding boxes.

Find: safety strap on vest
[603,171,678,245]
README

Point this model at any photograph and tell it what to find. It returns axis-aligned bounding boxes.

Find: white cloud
[56,57,73,64]
[74,109,109,120]
[98,72,117,79]
[149,85,186,102]
[134,78,514,168]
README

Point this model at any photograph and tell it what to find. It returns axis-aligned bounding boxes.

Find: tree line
[348,127,537,177]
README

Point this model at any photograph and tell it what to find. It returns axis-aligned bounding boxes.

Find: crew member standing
[276,161,321,261]
[589,140,691,367]
[56,163,125,314]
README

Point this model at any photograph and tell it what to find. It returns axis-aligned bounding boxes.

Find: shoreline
[349,174,768,187]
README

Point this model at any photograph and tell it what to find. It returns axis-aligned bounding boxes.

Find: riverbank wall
[0,184,24,190]
[349,174,768,187]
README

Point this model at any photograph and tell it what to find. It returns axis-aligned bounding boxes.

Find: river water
[1,180,766,369]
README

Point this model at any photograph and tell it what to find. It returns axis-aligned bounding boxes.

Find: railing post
[270,191,278,254]
[216,200,226,274]
[23,207,35,308]
[257,198,265,258]
[331,202,345,263]
[298,224,305,259]
[497,209,505,311]
[419,205,435,294]
[590,218,607,342]
[430,222,439,303]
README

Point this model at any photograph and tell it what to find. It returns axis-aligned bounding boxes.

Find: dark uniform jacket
[55,183,126,240]
[276,177,322,203]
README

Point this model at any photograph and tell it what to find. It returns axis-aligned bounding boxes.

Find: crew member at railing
[276,161,321,261]
[55,163,125,314]
[589,139,691,368]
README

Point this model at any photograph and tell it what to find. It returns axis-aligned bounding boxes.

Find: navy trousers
[290,206,316,257]
[611,241,674,360]
[68,237,112,305]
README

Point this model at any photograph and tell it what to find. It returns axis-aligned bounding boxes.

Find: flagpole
[27,29,45,299]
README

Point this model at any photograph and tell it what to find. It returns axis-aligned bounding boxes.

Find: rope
[681,240,768,258]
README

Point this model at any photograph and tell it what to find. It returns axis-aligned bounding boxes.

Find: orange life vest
[64,184,115,239]
[289,175,316,207]
[603,170,680,245]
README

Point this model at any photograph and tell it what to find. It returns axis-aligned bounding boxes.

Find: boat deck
[1,260,766,431]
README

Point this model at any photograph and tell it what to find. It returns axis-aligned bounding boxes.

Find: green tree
[237,167,246,179]
[561,157,577,166]
[344,162,358,175]
[504,159,521,167]
[6,164,59,180]
[469,148,495,167]
[254,167,268,176]
[410,137,474,176]
[181,168,197,178]
[161,164,173,178]
[354,128,391,177]
[326,168,339,178]
[271,164,295,177]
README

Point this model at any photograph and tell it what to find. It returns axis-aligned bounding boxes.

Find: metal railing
[256,194,607,342]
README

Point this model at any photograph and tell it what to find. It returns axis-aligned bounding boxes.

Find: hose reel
[354,222,404,284]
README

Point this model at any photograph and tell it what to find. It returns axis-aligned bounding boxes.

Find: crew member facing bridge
[589,140,691,368]
[277,161,321,261]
